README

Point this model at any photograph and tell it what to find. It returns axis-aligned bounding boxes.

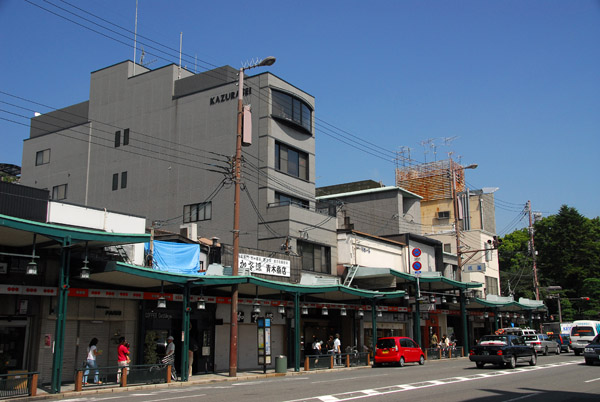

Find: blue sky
[1,0,599,234]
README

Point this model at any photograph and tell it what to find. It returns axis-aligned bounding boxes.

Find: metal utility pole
[527,200,540,300]
[229,57,276,377]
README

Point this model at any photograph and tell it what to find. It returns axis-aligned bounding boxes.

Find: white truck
[570,320,600,356]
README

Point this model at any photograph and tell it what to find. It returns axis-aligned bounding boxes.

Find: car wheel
[555,346,560,355]
[399,357,405,367]
[543,347,548,356]
[373,362,380,368]
[529,353,537,366]
[476,362,485,369]
[506,356,516,369]
[585,359,593,366]
[419,355,425,365]
[575,350,581,356]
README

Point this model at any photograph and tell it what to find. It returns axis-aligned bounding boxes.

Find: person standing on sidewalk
[333,333,342,365]
[117,337,129,384]
[163,336,177,380]
[83,338,102,385]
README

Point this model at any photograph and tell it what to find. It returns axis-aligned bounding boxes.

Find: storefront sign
[210,87,251,106]
[239,253,290,277]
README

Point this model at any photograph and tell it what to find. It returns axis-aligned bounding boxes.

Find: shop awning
[95,261,407,302]
[0,213,150,249]
[351,266,482,291]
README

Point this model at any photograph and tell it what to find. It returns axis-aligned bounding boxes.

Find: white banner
[239,253,291,277]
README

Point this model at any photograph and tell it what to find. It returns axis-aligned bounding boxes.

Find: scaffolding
[395,159,466,202]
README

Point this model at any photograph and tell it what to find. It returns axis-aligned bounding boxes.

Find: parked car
[583,334,600,366]
[373,336,425,367]
[469,335,536,369]
[549,333,571,353]
[523,334,560,355]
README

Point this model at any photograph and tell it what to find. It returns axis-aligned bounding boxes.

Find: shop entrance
[0,317,29,372]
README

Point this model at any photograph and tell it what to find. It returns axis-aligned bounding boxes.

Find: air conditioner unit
[179,223,198,240]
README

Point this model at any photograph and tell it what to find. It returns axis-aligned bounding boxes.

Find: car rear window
[479,336,508,345]
[571,326,594,336]
[377,339,396,349]
[523,335,538,341]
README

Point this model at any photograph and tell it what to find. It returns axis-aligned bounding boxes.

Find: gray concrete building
[20,61,337,278]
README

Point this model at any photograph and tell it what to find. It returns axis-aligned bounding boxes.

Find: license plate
[482,351,489,355]
[382,350,389,354]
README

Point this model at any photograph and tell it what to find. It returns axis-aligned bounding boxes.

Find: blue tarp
[145,241,204,275]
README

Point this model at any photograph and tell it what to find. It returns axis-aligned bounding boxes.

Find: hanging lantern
[253,300,261,313]
[278,304,286,314]
[26,260,38,276]
[301,305,308,315]
[358,308,364,317]
[197,297,206,310]
[340,307,347,316]
[322,306,328,316]
[157,296,167,309]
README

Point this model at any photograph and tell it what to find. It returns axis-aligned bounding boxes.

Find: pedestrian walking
[189,337,198,376]
[326,335,335,355]
[162,336,177,380]
[431,332,439,349]
[83,338,102,385]
[334,333,342,365]
[117,337,129,384]
[312,335,322,364]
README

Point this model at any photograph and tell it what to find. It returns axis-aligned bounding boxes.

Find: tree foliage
[499,205,600,320]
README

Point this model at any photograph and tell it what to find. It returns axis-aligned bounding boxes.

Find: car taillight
[469,350,474,355]
[496,350,503,355]
[531,341,541,345]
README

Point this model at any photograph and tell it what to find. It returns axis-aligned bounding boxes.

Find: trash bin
[275,355,287,373]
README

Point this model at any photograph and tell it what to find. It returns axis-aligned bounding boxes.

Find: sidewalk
[17,365,372,401]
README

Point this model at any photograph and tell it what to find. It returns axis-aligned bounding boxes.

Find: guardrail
[424,347,464,360]
[74,364,171,391]
[304,352,371,371]
[0,371,39,398]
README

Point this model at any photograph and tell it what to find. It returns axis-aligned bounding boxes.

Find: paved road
[56,355,600,402]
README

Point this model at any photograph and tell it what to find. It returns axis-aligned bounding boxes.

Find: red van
[374,336,425,367]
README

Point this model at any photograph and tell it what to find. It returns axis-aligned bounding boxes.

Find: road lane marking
[283,361,580,402]
[584,377,600,383]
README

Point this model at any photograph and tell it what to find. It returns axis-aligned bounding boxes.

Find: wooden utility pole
[527,200,540,300]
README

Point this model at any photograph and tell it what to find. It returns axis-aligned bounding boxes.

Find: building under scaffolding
[395,159,466,202]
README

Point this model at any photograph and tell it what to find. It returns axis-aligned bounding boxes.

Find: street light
[229,56,276,378]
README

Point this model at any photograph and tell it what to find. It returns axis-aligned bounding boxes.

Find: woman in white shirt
[83,338,102,385]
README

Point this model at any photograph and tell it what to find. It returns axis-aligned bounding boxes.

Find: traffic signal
[581,297,590,301]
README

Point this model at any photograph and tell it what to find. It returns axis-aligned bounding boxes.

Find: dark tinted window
[572,326,594,336]
[272,89,312,132]
[377,339,396,349]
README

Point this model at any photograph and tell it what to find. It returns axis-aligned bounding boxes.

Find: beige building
[396,160,500,297]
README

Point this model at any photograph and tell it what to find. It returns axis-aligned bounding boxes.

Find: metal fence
[424,347,464,360]
[0,372,38,399]
[304,352,371,371]
[74,363,170,391]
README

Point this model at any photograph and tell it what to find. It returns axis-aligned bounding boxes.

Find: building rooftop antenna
[420,138,434,163]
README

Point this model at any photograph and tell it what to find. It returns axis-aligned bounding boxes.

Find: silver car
[523,334,560,356]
